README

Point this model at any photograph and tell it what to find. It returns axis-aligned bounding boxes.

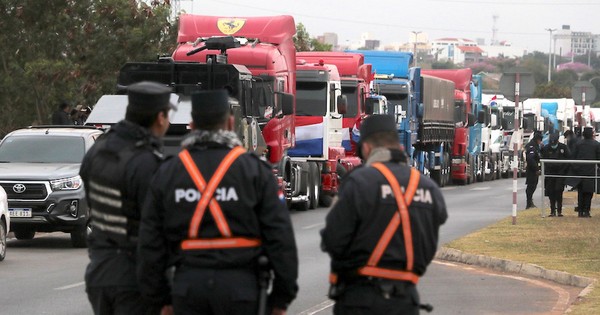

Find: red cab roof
[421,68,473,92]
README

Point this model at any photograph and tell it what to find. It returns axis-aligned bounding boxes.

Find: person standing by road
[80,81,174,315]
[571,127,600,218]
[540,132,570,217]
[137,89,298,315]
[321,114,448,314]
[525,131,543,209]
[52,101,74,125]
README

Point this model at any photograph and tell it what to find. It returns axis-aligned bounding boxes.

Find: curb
[435,247,597,298]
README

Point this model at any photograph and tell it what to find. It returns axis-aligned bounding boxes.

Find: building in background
[431,38,484,65]
[555,25,600,59]
[317,32,338,48]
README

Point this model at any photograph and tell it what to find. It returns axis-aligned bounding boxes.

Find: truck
[286,60,352,209]
[296,52,372,158]
[348,50,455,186]
[467,75,498,182]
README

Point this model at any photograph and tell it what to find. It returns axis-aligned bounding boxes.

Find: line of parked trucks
[86,14,588,209]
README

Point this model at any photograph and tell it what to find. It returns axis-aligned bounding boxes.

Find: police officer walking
[540,132,570,217]
[571,127,600,217]
[321,115,448,315]
[137,89,298,315]
[525,131,543,209]
[80,81,174,315]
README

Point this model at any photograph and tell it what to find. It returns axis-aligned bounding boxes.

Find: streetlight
[411,31,422,67]
[545,28,557,82]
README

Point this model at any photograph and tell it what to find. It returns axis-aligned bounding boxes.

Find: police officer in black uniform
[137,89,298,315]
[525,131,543,209]
[540,132,570,217]
[571,127,600,217]
[321,115,448,315]
[80,81,174,315]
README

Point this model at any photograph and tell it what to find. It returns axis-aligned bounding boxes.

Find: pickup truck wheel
[71,224,90,248]
[14,229,35,240]
[0,223,6,261]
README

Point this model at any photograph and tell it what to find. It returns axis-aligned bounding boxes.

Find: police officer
[525,131,543,209]
[80,81,174,314]
[137,89,298,315]
[321,114,448,315]
[571,127,600,217]
[540,132,570,217]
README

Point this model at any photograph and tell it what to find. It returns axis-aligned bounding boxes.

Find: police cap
[532,131,543,142]
[583,127,594,139]
[549,132,559,145]
[127,81,176,113]
[191,89,230,126]
[360,114,397,143]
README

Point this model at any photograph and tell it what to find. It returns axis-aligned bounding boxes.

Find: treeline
[0,0,178,137]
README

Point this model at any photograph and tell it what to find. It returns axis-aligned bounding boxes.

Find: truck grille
[0,182,48,200]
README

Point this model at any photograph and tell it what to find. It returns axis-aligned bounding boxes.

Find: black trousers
[548,191,563,214]
[333,281,420,315]
[87,286,160,315]
[171,268,259,315]
[526,174,539,205]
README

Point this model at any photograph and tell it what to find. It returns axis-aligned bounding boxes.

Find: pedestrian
[80,106,92,125]
[71,107,82,125]
[570,127,600,218]
[525,131,543,209]
[52,101,74,125]
[137,89,298,315]
[540,132,570,217]
[79,81,175,315]
[321,114,448,315]
[563,129,579,153]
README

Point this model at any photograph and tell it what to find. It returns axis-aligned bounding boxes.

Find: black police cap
[191,89,230,125]
[532,131,543,141]
[127,81,176,113]
[583,127,594,139]
[360,114,397,143]
[549,132,559,145]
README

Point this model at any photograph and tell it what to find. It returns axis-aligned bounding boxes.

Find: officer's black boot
[557,201,563,217]
[549,206,556,217]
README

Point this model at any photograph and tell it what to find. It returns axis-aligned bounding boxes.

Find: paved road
[0,178,576,314]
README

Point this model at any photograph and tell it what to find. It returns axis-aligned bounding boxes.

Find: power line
[427,0,600,5]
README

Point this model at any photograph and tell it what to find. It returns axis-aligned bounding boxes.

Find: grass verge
[445,192,599,315]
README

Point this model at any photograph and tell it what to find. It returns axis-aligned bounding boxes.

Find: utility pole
[412,31,422,67]
[545,28,557,83]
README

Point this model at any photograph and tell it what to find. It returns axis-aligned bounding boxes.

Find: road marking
[470,187,491,191]
[302,222,325,230]
[441,186,457,191]
[297,300,335,315]
[54,281,85,291]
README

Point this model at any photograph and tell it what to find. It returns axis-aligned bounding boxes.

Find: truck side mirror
[477,110,485,124]
[337,95,348,115]
[467,113,476,127]
[365,98,375,115]
[281,93,294,116]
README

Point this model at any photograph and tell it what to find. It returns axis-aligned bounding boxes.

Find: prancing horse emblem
[217,18,246,35]
[13,183,26,193]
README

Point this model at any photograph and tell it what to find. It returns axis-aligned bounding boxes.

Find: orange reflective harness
[178,146,261,250]
[331,164,421,285]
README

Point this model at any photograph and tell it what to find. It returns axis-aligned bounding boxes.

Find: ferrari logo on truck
[217,18,246,35]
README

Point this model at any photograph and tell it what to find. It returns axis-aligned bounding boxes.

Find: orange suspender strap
[357,164,421,284]
[178,146,260,250]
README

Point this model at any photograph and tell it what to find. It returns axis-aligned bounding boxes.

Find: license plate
[9,208,32,218]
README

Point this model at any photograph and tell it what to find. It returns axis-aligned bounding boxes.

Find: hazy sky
[179,0,599,53]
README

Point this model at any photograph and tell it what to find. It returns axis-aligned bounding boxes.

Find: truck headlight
[51,176,82,191]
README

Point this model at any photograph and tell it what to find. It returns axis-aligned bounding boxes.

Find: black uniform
[137,131,298,314]
[80,120,164,315]
[52,109,73,125]
[525,137,542,208]
[540,142,570,216]
[321,153,448,315]
[570,137,600,217]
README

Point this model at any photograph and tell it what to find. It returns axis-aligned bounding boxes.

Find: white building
[430,38,484,64]
[554,25,600,58]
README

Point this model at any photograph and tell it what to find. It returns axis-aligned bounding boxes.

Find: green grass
[445,192,600,314]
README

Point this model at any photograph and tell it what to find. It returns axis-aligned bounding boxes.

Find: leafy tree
[0,0,177,137]
[533,81,571,98]
[293,23,311,52]
[311,38,332,52]
[431,61,456,69]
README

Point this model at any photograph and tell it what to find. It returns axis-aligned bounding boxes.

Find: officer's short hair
[191,89,231,130]
[363,130,400,147]
[583,127,594,139]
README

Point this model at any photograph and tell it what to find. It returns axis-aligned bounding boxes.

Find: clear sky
[179,0,599,53]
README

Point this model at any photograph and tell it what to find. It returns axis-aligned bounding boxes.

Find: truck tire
[14,229,35,240]
[308,162,320,210]
[443,152,451,186]
[295,169,310,211]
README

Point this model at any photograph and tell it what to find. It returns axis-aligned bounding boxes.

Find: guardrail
[540,159,600,217]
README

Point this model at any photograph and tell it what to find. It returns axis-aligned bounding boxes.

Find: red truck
[421,68,474,184]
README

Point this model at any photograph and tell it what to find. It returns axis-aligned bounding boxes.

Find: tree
[311,38,332,52]
[293,23,311,52]
[0,0,177,137]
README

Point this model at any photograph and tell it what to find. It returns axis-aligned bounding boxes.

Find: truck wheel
[443,152,451,186]
[308,162,320,210]
[295,167,310,211]
[71,223,91,248]
[14,229,35,240]
[0,222,6,261]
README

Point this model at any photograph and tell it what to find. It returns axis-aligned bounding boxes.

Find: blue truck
[349,50,455,186]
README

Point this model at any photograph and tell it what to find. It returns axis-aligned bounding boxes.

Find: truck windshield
[454,101,465,124]
[384,93,408,117]
[502,109,515,130]
[296,82,327,116]
[0,136,85,163]
[341,86,359,118]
